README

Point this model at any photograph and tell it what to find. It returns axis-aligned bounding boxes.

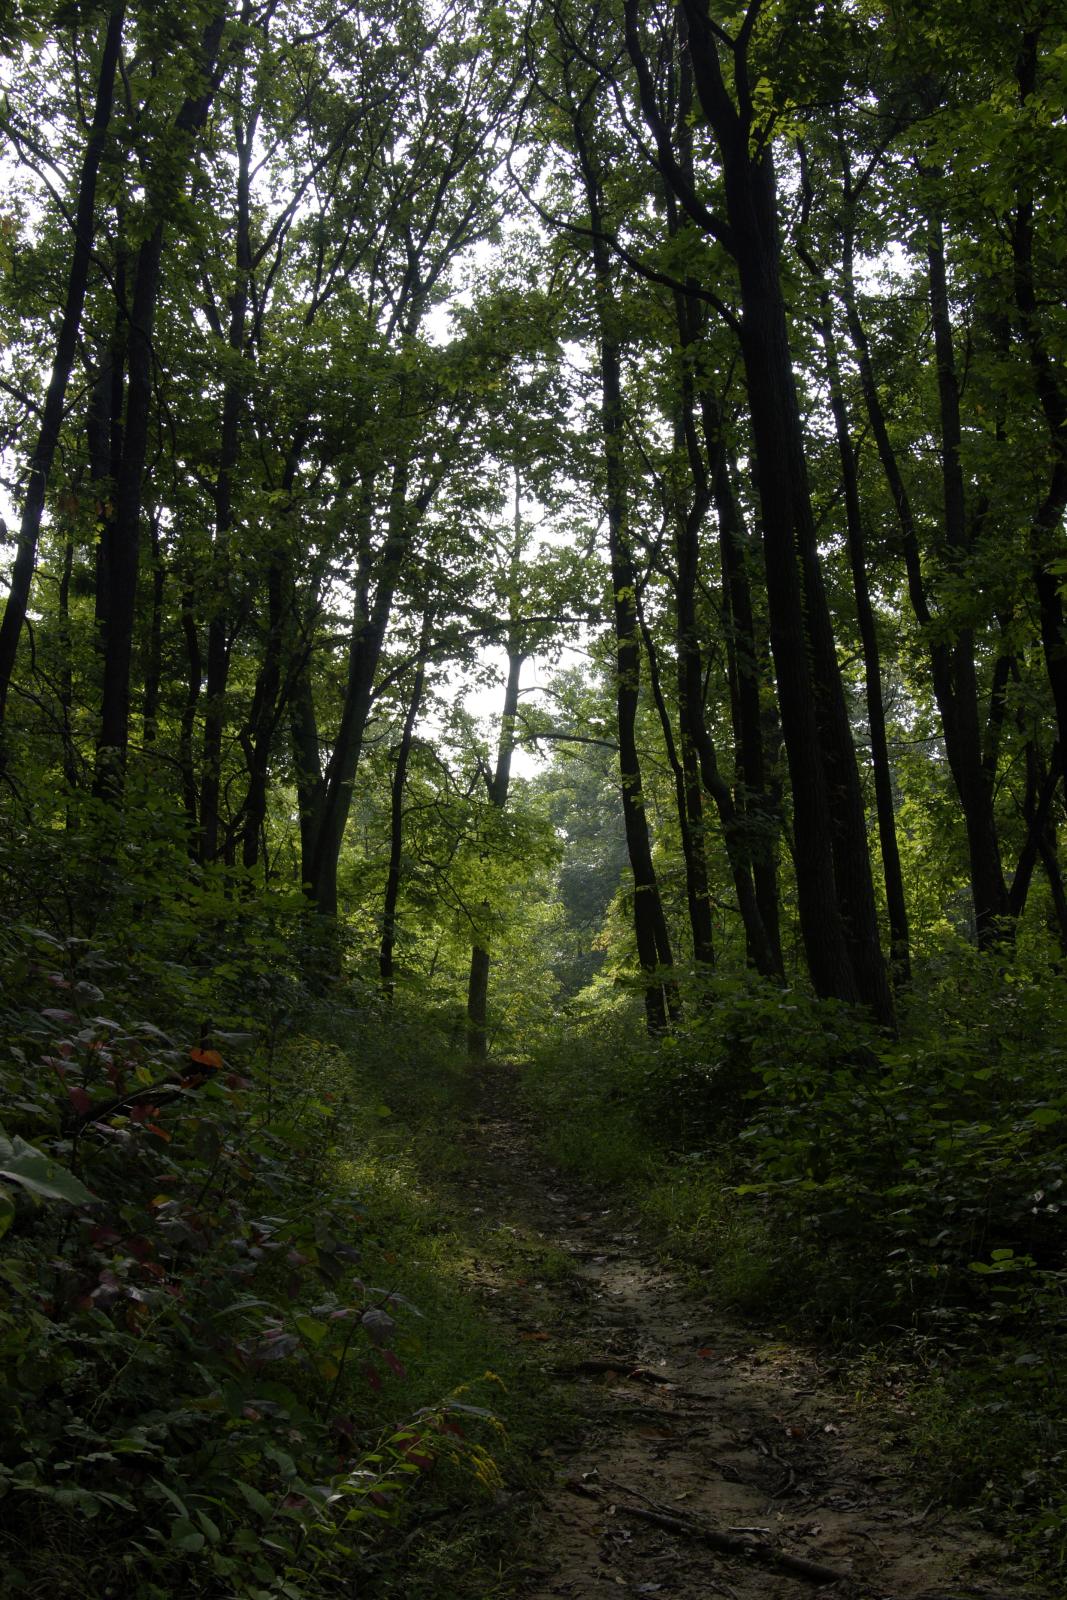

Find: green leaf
[0,1184,14,1239]
[295,1315,328,1346]
[170,1516,205,1552]
[1028,1107,1061,1128]
[237,1480,274,1519]
[0,1130,94,1204]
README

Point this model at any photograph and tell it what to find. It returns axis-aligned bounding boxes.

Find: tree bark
[571,100,676,1032]
[0,0,125,741]
[380,615,431,998]
[798,227,910,983]
[647,2,891,1021]
[94,10,226,797]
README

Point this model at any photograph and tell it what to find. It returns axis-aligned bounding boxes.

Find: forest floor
[443,1062,1040,1600]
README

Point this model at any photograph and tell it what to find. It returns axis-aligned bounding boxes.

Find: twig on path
[568,1477,847,1586]
[555,1355,675,1384]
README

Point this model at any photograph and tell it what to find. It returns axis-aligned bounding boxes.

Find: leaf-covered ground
[445,1064,1042,1600]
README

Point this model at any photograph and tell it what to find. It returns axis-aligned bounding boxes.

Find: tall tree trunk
[668,313,781,977]
[94,10,226,797]
[179,586,202,835]
[201,104,257,862]
[240,559,288,872]
[572,107,676,1033]
[1013,34,1067,770]
[639,587,715,968]
[927,216,1009,940]
[624,2,890,1018]
[704,416,783,968]
[0,0,125,742]
[141,513,164,745]
[796,202,911,983]
[307,467,410,917]
[380,621,431,1000]
[466,637,524,1059]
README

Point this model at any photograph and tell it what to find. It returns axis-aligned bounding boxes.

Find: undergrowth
[522,956,1067,1586]
[0,802,547,1599]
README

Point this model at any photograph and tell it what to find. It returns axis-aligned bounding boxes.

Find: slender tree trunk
[94,219,165,793]
[380,616,431,997]
[706,417,783,969]
[0,0,125,742]
[466,641,524,1056]
[308,467,410,916]
[240,560,288,871]
[570,107,675,1032]
[927,216,1009,941]
[668,317,780,976]
[57,527,78,791]
[180,587,202,835]
[141,514,164,745]
[290,660,325,886]
[802,251,910,982]
[201,105,256,862]
[650,594,716,968]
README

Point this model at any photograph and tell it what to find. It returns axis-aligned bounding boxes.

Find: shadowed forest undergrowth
[2,0,1067,1594]
[0,825,1063,1597]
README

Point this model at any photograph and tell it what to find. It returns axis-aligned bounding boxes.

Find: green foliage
[523,952,1067,1581]
[0,805,510,1598]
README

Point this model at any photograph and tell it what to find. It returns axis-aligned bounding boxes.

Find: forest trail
[451,1064,1035,1600]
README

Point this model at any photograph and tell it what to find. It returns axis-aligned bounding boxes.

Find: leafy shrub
[0,820,504,1597]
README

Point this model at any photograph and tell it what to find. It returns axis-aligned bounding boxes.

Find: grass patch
[287,1005,572,1598]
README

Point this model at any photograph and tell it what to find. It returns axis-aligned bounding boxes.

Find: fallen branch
[617,1503,845,1585]
[566,1479,845,1586]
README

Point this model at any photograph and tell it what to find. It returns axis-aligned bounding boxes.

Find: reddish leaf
[68,1086,93,1116]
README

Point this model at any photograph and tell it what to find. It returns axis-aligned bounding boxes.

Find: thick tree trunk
[628,4,892,1020]
[0,0,125,740]
[94,10,226,797]
[729,176,885,1015]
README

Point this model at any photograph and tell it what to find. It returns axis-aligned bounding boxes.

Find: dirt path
[452,1066,1037,1600]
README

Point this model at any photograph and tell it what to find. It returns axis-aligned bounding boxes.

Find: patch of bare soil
[452,1066,1040,1600]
